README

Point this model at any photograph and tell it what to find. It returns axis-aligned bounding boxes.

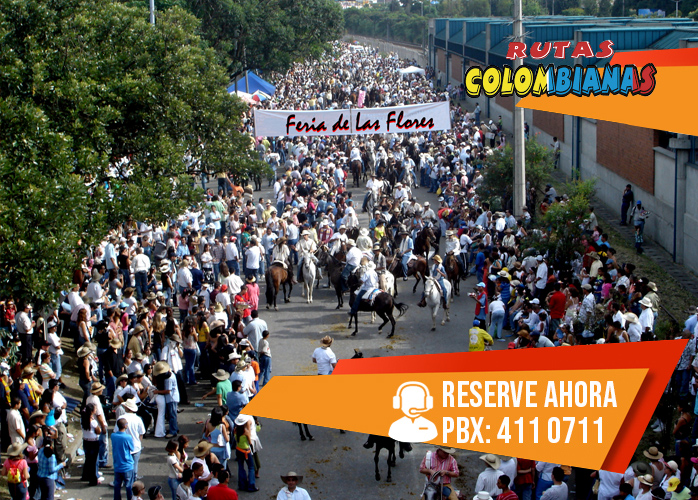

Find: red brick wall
[496,94,513,113]
[437,49,446,76]
[533,110,564,139]
[596,121,658,194]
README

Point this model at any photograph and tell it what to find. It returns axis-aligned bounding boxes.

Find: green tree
[598,0,612,15]
[523,0,547,15]
[561,6,585,14]
[468,0,492,15]
[478,139,555,211]
[0,0,260,304]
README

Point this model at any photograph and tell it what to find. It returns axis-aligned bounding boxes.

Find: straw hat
[623,312,640,324]
[91,382,105,394]
[30,410,46,420]
[117,374,128,383]
[193,440,214,458]
[122,399,138,413]
[281,472,304,484]
[474,493,493,500]
[213,369,230,381]
[235,360,249,372]
[648,282,658,292]
[6,442,28,458]
[642,446,663,460]
[438,446,456,455]
[347,239,356,247]
[639,297,653,308]
[320,335,333,348]
[109,338,123,349]
[639,474,654,486]
[234,414,250,426]
[77,344,96,358]
[153,361,171,377]
[209,319,225,331]
[432,255,442,263]
[246,275,256,283]
[480,454,501,469]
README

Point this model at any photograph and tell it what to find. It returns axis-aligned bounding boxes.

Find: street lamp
[149,0,155,25]
[673,0,681,17]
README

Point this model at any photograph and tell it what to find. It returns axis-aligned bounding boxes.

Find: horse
[422,472,445,500]
[386,254,429,295]
[363,434,412,482]
[299,251,317,304]
[414,226,436,258]
[295,423,314,441]
[264,263,293,310]
[317,246,345,309]
[444,252,461,298]
[347,272,408,337]
[424,277,451,331]
[351,159,362,188]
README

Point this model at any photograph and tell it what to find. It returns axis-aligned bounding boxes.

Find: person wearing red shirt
[206,470,239,500]
[497,475,519,500]
[514,458,535,500]
[546,282,567,334]
[234,285,252,323]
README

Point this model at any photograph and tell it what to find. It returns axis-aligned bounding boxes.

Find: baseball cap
[148,485,163,500]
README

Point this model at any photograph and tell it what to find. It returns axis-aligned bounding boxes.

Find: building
[428,16,698,274]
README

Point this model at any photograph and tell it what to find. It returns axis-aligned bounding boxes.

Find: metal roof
[650,28,698,49]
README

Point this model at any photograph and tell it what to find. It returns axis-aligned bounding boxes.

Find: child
[176,469,194,500]
[208,463,223,487]
[635,225,644,254]
[166,439,184,500]
[132,481,146,500]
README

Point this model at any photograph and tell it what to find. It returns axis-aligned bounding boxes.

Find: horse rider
[418,254,448,308]
[348,259,378,318]
[411,210,425,240]
[372,244,387,274]
[397,229,414,281]
[343,200,359,231]
[271,237,294,280]
[341,239,363,292]
[329,224,348,255]
[356,228,372,255]
[459,230,472,279]
[444,230,461,267]
[318,219,334,246]
[422,201,437,225]
[419,446,460,500]
[297,230,319,282]
[373,219,386,244]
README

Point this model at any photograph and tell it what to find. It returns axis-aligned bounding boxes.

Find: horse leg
[387,446,394,482]
[431,305,437,331]
[376,310,390,335]
[351,313,359,336]
[412,274,420,294]
[387,312,397,338]
[304,424,314,440]
[371,311,375,324]
[374,449,381,481]
[274,287,278,311]
[297,423,306,441]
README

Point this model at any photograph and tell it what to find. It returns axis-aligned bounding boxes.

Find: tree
[174,0,344,79]
[478,139,555,212]
[523,0,547,15]
[598,0,612,16]
[0,0,260,304]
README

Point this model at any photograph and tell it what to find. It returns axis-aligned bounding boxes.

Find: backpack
[7,459,23,484]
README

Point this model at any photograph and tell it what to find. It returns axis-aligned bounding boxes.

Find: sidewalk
[552,171,698,301]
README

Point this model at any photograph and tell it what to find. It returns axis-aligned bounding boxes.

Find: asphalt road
[59,180,510,500]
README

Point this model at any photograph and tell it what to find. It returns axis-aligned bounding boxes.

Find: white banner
[254,101,451,137]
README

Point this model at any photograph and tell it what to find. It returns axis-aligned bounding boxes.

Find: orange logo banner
[517,48,698,136]
[245,342,685,472]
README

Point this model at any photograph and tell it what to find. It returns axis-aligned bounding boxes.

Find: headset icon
[392,381,433,411]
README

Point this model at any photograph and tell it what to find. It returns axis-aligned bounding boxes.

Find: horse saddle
[363,288,383,305]
[271,260,287,269]
[405,254,418,264]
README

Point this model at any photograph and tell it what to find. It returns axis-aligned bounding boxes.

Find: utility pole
[149,0,155,25]
[673,0,681,17]
[513,0,526,217]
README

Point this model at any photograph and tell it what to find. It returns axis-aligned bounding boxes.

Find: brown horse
[265,264,293,310]
[351,159,362,188]
[444,252,461,298]
[414,226,436,257]
[386,254,429,295]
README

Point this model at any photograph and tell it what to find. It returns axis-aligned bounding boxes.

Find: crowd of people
[0,40,695,500]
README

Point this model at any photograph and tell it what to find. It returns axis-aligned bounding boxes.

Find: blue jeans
[51,352,62,379]
[288,239,298,264]
[213,263,220,283]
[259,354,272,387]
[106,374,117,403]
[351,289,368,315]
[429,177,439,193]
[119,268,132,288]
[490,310,505,339]
[183,348,197,384]
[134,271,148,301]
[166,401,179,435]
[341,264,356,292]
[98,430,109,467]
[516,483,533,500]
[167,477,179,500]
[115,471,134,500]
[132,451,141,482]
[236,449,256,490]
[226,260,240,275]
[8,481,27,500]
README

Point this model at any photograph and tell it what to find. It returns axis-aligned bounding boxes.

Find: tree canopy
[0,0,260,304]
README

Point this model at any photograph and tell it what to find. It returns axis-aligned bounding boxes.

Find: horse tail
[394,302,409,318]
[265,270,274,303]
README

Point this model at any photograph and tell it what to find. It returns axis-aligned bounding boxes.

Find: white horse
[300,252,317,303]
[424,277,451,331]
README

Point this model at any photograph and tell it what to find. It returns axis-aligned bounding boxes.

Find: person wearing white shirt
[132,248,151,301]
[536,461,559,500]
[475,454,504,497]
[578,285,596,324]
[312,336,337,375]
[534,256,548,296]
[277,472,312,500]
[245,241,262,278]
[639,299,655,335]
[224,238,239,273]
[177,260,193,290]
[540,468,569,500]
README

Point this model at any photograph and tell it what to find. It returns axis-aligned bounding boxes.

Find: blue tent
[226,72,276,96]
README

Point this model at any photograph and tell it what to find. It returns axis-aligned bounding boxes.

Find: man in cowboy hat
[349,259,378,320]
[201,369,232,407]
[341,239,363,292]
[86,382,110,468]
[152,361,179,438]
[419,446,459,500]
[278,472,311,500]
[476,454,504,497]
[296,229,318,283]
[396,229,415,281]
[312,336,337,375]
[639,297,655,336]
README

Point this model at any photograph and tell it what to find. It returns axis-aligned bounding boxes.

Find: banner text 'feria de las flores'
[253,102,451,138]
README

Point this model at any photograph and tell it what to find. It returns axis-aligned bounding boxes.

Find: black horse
[347,273,408,337]
[363,434,412,482]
